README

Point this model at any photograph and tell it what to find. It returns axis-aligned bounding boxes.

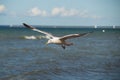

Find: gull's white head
[46,39,52,44]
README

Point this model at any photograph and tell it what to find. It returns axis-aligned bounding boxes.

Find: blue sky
[0,0,120,26]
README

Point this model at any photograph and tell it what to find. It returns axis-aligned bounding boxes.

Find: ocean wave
[21,35,46,40]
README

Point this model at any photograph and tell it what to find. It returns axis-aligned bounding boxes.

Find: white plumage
[23,23,92,49]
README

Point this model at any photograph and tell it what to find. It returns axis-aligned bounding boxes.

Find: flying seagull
[23,23,92,49]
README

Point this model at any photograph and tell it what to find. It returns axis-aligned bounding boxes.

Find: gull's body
[23,23,92,49]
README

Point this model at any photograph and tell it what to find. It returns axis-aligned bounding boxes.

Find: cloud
[51,7,79,16]
[29,7,47,16]
[51,7,102,19]
[0,5,5,13]
[28,7,101,19]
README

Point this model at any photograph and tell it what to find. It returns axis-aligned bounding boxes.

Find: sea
[0,25,120,80]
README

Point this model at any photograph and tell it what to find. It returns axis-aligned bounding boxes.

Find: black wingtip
[23,23,34,29]
[23,23,27,26]
[23,23,26,25]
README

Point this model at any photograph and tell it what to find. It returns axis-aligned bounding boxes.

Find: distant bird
[23,23,92,49]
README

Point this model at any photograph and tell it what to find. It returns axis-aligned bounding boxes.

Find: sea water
[0,26,120,80]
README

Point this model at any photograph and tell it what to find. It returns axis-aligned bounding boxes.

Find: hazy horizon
[0,24,120,29]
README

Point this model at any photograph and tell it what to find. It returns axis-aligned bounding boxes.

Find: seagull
[23,23,92,49]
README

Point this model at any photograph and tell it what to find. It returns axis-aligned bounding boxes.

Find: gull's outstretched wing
[60,32,93,40]
[23,23,54,39]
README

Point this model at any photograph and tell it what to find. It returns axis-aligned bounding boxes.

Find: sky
[0,0,120,26]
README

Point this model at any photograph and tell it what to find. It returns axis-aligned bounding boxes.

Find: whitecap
[24,35,37,40]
